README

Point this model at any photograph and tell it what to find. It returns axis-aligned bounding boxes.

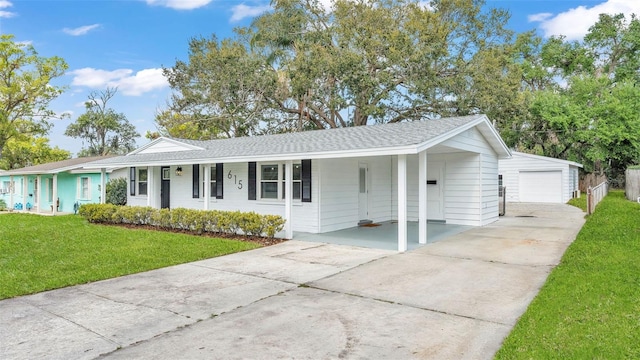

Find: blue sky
[1,0,639,156]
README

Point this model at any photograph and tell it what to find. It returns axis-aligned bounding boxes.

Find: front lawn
[495,191,640,359]
[0,214,260,299]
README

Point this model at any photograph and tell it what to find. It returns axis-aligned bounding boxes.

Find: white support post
[284,160,293,239]
[100,168,106,204]
[418,151,428,244]
[397,154,408,252]
[9,175,13,209]
[36,175,42,213]
[52,174,58,215]
[146,167,153,207]
[23,175,28,210]
[203,164,211,210]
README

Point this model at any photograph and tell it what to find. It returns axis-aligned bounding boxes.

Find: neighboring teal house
[0,156,126,214]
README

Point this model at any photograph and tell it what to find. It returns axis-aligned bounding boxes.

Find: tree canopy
[160,0,514,138]
[158,3,640,182]
[0,136,70,170]
[0,34,68,158]
[65,88,140,157]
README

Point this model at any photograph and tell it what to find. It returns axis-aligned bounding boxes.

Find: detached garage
[499,152,582,203]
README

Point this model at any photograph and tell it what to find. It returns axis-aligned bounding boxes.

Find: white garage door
[519,171,562,203]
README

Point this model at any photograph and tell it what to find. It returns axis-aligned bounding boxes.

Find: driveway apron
[1,203,585,359]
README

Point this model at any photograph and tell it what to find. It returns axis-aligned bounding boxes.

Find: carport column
[36,175,42,213]
[100,168,106,204]
[284,160,293,239]
[397,154,408,252]
[418,151,428,244]
[52,174,58,215]
[203,164,211,210]
[146,167,154,207]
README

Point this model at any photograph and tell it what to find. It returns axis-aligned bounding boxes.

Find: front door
[161,167,170,209]
[427,161,444,220]
[358,163,369,220]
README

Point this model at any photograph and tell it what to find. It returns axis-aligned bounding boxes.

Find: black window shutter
[248,162,256,200]
[216,163,224,199]
[301,159,312,202]
[192,164,200,198]
[129,167,136,196]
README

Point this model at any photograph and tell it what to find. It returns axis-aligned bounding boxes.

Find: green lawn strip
[567,194,587,212]
[0,214,259,299]
[495,191,640,359]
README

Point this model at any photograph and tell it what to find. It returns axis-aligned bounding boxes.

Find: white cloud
[527,13,552,23]
[63,24,100,36]
[230,4,271,22]
[0,0,15,18]
[69,67,169,96]
[530,0,640,40]
[145,0,212,10]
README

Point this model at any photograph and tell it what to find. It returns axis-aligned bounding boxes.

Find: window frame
[201,165,218,198]
[258,162,302,201]
[78,176,91,200]
[137,168,148,196]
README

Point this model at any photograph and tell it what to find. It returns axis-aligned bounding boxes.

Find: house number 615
[228,170,243,189]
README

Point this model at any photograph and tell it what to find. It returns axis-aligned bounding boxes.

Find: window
[47,179,53,202]
[138,168,148,195]
[282,163,301,200]
[259,163,301,200]
[78,177,90,199]
[261,164,279,199]
[1,181,9,194]
[200,165,217,198]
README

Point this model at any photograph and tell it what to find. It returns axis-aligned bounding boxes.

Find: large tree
[509,13,640,181]
[0,136,70,170]
[159,0,514,138]
[65,88,139,156]
[0,34,68,158]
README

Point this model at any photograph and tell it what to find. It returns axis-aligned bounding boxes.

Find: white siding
[499,153,578,203]
[319,156,393,232]
[127,162,319,233]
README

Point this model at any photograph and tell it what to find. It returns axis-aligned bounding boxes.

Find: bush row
[78,204,286,238]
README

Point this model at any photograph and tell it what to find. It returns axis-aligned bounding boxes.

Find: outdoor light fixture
[175,167,183,176]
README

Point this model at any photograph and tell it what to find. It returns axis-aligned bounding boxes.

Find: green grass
[496,191,640,359]
[567,194,587,212]
[0,214,260,299]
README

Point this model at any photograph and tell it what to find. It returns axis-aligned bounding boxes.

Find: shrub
[0,199,6,211]
[78,204,286,238]
[105,177,127,206]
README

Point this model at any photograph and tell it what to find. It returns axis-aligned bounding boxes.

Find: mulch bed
[99,223,288,247]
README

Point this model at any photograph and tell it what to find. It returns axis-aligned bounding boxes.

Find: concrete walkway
[1,203,585,359]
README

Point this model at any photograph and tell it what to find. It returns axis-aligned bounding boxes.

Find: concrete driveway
[1,203,585,359]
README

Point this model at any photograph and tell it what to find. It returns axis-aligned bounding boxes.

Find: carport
[295,221,470,251]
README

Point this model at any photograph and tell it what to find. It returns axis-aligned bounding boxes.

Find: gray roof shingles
[86,115,491,167]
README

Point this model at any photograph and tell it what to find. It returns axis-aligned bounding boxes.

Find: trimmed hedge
[79,204,286,238]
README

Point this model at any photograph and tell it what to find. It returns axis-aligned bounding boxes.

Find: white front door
[427,161,444,220]
[359,163,369,220]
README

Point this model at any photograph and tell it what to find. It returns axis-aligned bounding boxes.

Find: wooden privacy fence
[587,181,609,214]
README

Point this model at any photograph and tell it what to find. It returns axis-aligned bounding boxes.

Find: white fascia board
[81,145,419,168]
[478,119,512,158]
[512,151,583,168]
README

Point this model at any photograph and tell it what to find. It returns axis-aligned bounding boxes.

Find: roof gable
[129,137,205,155]
[511,152,583,168]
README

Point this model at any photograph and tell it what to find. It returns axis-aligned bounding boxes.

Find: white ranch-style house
[84,114,511,252]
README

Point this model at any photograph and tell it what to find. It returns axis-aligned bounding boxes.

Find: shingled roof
[83,115,510,168]
[3,156,116,175]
